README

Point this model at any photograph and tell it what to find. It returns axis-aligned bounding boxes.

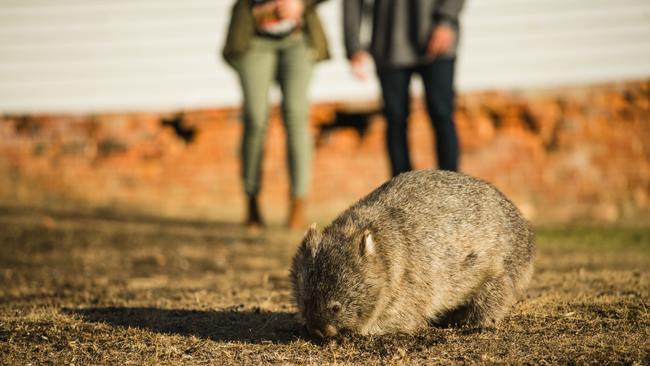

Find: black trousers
[377,58,459,176]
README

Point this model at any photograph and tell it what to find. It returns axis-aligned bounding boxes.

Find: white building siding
[0,0,649,113]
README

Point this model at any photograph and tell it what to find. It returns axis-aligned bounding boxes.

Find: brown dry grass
[0,206,648,365]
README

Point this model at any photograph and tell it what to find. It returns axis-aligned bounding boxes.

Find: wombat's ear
[301,223,320,257]
[359,229,375,257]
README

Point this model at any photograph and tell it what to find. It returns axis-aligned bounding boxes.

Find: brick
[0,80,648,224]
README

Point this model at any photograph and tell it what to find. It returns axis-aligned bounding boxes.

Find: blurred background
[0,0,649,224]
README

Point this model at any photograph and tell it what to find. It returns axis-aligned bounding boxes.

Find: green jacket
[222,0,330,66]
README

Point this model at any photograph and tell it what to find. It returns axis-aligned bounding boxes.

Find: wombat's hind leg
[465,275,517,327]
[434,275,517,328]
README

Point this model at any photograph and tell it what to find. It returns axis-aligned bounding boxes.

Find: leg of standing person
[277,35,315,229]
[418,57,459,171]
[233,38,278,227]
[377,67,413,177]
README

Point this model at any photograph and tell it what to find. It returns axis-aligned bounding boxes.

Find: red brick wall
[0,80,648,224]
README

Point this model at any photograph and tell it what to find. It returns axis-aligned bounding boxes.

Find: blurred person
[344,0,465,176]
[223,0,330,229]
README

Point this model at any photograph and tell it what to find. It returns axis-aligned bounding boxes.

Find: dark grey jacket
[344,0,465,68]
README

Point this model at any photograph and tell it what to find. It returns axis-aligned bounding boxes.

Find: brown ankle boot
[246,195,264,228]
[287,198,305,230]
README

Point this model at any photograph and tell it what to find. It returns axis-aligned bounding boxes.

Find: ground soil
[0,206,648,365]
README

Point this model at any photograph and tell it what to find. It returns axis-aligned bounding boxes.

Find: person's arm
[305,0,328,7]
[343,0,364,59]
[343,0,370,79]
[277,0,305,23]
[427,0,465,56]
[434,0,465,29]
[277,0,327,26]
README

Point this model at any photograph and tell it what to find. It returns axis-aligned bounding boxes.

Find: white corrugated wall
[0,0,649,114]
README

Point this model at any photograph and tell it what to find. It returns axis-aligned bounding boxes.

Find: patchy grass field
[0,206,648,365]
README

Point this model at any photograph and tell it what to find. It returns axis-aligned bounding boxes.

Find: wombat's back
[341,170,533,261]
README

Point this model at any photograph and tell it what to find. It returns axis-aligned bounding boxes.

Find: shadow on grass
[0,204,239,231]
[65,307,307,344]
[64,307,453,350]
[0,204,281,247]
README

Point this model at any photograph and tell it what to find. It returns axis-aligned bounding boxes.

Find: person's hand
[277,0,305,22]
[427,25,455,57]
[349,51,370,80]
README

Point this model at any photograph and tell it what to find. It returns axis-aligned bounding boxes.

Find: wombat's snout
[308,324,338,338]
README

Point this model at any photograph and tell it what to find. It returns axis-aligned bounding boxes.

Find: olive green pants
[233,35,314,198]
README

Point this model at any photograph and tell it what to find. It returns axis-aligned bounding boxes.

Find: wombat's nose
[323,324,337,337]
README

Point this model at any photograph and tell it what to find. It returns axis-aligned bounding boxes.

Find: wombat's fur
[290,170,534,338]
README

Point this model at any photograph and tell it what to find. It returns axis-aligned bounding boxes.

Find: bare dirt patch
[1,206,648,364]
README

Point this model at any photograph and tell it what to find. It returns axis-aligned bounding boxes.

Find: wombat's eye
[329,302,341,315]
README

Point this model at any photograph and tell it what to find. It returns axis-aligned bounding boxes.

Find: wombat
[290,170,534,338]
